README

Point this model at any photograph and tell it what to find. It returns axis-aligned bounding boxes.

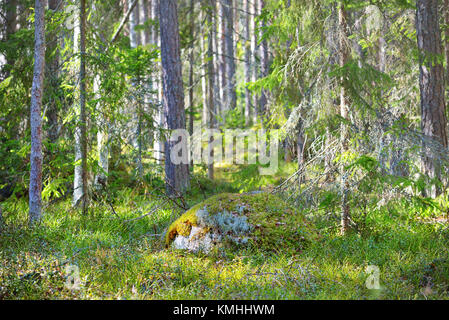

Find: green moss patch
[165,192,319,252]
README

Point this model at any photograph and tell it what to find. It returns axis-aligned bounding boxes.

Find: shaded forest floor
[1,161,449,299]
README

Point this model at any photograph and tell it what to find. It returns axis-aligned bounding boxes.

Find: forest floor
[1,161,449,299]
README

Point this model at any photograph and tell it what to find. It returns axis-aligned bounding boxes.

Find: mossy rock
[164,192,319,253]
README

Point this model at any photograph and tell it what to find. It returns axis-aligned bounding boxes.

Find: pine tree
[29,0,46,225]
[160,0,190,194]
[416,0,448,198]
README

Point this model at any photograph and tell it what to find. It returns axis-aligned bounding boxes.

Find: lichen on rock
[165,193,318,253]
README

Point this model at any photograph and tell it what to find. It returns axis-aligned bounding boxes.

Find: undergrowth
[1,163,449,300]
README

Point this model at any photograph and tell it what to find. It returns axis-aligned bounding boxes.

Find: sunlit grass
[1,164,449,299]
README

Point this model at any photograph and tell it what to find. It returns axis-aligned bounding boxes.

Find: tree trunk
[129,0,143,178]
[94,75,109,189]
[296,120,305,187]
[217,0,226,116]
[212,0,220,116]
[223,0,236,111]
[251,0,259,123]
[159,0,190,194]
[259,0,268,120]
[130,0,140,47]
[416,0,448,198]
[140,0,151,45]
[244,0,252,126]
[338,2,350,235]
[152,0,164,164]
[445,0,449,108]
[46,0,61,145]
[4,0,17,73]
[73,0,88,213]
[188,0,195,170]
[29,0,46,225]
[207,0,215,180]
[201,6,209,126]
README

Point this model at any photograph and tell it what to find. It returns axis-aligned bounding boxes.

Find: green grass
[1,164,449,300]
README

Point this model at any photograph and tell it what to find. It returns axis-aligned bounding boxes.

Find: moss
[164,203,200,245]
[165,192,319,251]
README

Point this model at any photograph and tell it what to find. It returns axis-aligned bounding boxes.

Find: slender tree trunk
[251,0,259,123]
[416,0,448,198]
[188,0,195,170]
[94,75,109,189]
[130,0,141,47]
[223,0,236,111]
[140,0,151,45]
[296,120,305,187]
[4,0,17,77]
[46,0,61,145]
[160,0,190,194]
[338,2,350,235]
[259,0,268,120]
[207,0,215,180]
[201,6,209,125]
[212,0,220,115]
[244,0,252,126]
[153,0,164,164]
[218,0,226,115]
[130,0,143,178]
[444,0,449,107]
[29,0,46,225]
[73,0,88,213]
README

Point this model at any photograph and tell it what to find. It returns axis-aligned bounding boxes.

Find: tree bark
[159,0,190,194]
[129,0,143,178]
[29,0,46,225]
[73,0,88,213]
[259,0,268,120]
[94,75,109,189]
[244,0,252,126]
[223,0,236,111]
[140,0,151,45]
[338,1,350,235]
[251,0,259,123]
[46,0,61,145]
[188,0,195,170]
[152,0,164,164]
[416,0,448,198]
[130,0,140,47]
[207,0,215,180]
[217,0,226,115]
[444,0,449,109]
[4,0,17,77]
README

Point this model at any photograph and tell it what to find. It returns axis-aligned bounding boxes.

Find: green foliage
[2,177,449,299]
